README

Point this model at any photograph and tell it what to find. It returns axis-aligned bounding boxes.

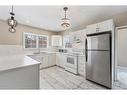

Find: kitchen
[0,6,127,89]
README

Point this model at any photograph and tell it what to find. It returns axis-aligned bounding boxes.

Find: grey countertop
[0,54,40,72]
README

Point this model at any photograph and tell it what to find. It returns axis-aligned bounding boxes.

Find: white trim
[23,32,38,49]
[117,25,127,30]
[115,27,119,81]
[115,26,127,81]
[117,66,127,72]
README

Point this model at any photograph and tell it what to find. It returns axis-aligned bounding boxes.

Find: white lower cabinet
[29,53,86,76]
[48,53,56,67]
[56,53,66,68]
[40,55,49,69]
[28,53,56,69]
[40,53,56,69]
[78,56,86,76]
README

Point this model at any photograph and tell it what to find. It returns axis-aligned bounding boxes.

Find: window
[38,35,48,48]
[63,35,72,48]
[23,32,48,49]
[52,35,62,47]
[24,33,37,48]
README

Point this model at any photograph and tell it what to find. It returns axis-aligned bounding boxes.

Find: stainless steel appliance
[85,31,112,88]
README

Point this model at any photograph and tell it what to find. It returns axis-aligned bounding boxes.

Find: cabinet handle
[85,38,88,62]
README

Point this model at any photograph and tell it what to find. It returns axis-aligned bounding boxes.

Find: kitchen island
[0,54,40,89]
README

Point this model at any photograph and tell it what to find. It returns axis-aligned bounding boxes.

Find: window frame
[51,35,62,47]
[23,32,49,49]
[38,34,49,49]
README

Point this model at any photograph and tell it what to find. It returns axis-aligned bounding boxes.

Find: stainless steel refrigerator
[85,31,112,88]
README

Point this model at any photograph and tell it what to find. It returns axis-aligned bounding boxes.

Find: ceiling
[0,6,127,32]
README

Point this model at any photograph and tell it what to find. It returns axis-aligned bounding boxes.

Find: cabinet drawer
[78,56,85,76]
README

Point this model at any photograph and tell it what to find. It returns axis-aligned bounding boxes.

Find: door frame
[115,25,127,81]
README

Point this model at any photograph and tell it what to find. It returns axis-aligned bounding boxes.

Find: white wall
[116,27,127,67]
[0,20,58,45]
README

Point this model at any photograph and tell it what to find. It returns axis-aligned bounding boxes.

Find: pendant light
[61,7,70,29]
[7,6,18,33]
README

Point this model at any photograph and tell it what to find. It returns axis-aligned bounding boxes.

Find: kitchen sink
[33,52,40,54]
[33,52,47,55]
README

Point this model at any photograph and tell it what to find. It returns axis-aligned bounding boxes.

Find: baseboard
[40,65,56,70]
[117,66,127,72]
[56,65,65,69]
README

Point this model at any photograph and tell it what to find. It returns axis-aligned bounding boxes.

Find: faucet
[33,47,41,54]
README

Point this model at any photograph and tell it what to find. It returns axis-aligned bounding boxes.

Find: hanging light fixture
[7,6,18,33]
[61,7,70,29]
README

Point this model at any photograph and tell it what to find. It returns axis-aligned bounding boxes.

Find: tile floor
[40,66,111,89]
[114,68,127,89]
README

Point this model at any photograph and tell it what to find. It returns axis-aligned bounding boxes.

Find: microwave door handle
[85,38,88,62]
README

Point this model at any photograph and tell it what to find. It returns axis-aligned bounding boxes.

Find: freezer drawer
[87,33,110,50]
[86,51,111,88]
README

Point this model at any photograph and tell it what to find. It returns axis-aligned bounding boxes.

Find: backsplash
[0,45,57,56]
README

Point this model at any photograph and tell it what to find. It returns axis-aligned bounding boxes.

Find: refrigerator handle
[85,38,88,62]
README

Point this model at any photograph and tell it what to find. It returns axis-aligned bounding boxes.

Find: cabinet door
[78,56,85,76]
[98,19,114,32]
[56,53,60,66]
[61,54,66,68]
[56,53,66,68]
[86,24,98,34]
[40,55,49,69]
[48,53,56,66]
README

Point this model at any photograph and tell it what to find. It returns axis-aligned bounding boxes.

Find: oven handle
[85,38,88,62]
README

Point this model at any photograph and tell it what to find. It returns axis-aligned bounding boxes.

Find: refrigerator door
[87,33,110,50]
[86,50,111,88]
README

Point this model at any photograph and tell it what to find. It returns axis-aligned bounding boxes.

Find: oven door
[65,55,78,74]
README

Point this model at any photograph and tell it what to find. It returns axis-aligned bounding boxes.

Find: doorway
[115,26,127,88]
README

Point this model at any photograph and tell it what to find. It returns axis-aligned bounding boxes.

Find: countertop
[0,54,40,72]
[29,51,85,57]
[58,52,85,57]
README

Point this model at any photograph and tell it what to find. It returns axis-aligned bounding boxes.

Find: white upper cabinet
[86,23,98,34]
[52,35,62,47]
[86,19,114,34]
[70,29,86,49]
[98,19,114,32]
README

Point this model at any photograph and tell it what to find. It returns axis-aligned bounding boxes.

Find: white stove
[65,53,79,74]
